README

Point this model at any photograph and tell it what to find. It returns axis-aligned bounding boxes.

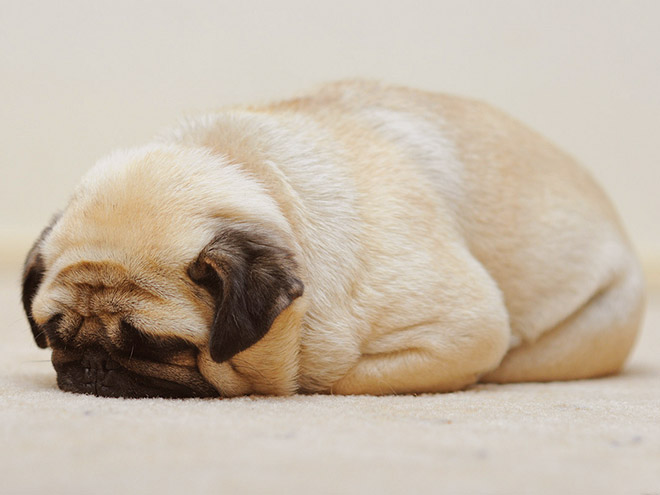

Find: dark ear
[22,219,58,348]
[188,227,304,363]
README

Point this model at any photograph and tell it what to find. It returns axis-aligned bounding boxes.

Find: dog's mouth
[52,348,219,399]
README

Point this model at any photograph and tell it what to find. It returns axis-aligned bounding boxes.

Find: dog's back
[263,80,646,383]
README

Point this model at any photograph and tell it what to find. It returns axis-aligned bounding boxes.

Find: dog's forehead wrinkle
[34,268,162,329]
[32,258,211,345]
[49,257,180,300]
[50,302,202,353]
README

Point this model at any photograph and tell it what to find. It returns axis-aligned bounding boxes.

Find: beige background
[1,0,659,279]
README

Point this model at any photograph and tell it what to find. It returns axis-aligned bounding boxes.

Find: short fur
[22,80,645,398]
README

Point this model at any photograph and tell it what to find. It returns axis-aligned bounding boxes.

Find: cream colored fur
[30,80,645,396]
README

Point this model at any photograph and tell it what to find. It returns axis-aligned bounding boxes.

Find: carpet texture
[1,269,658,495]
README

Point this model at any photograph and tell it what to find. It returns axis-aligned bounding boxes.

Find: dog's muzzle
[52,348,219,399]
[78,350,121,396]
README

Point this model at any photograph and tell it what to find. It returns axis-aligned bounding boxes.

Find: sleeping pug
[21,80,645,398]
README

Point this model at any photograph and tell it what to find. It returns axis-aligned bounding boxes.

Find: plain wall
[1,0,658,278]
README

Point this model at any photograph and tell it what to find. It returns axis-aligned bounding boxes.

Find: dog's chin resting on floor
[21,80,645,399]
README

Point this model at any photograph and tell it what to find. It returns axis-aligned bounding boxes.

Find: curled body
[22,81,645,397]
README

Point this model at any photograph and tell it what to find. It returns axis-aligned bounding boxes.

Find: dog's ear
[188,227,304,363]
[22,219,59,348]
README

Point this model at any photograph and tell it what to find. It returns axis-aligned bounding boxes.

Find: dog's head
[21,145,305,398]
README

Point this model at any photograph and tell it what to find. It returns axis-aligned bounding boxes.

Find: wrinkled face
[22,222,304,399]
[21,146,304,399]
[45,313,218,399]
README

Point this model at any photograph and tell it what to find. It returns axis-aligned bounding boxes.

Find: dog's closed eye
[40,314,64,347]
[118,320,196,363]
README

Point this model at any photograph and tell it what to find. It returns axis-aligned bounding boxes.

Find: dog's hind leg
[482,258,645,384]
[330,339,505,395]
[330,255,512,395]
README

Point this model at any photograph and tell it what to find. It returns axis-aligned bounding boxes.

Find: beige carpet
[1,267,658,495]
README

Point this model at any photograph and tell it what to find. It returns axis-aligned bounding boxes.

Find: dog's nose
[81,351,120,386]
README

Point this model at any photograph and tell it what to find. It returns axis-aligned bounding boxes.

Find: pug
[21,80,645,398]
